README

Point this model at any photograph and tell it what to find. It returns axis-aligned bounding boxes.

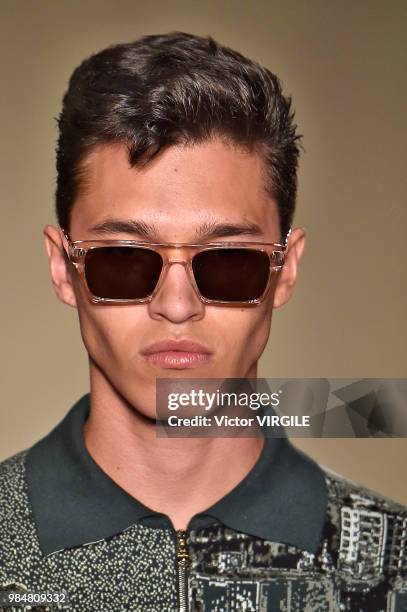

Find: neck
[84,363,264,530]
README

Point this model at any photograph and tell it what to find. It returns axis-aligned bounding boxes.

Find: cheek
[75,300,140,370]
[219,302,273,359]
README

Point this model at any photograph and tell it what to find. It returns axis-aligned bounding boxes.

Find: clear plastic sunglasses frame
[60,227,289,306]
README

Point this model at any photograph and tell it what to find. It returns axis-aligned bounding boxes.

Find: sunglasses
[60,228,288,306]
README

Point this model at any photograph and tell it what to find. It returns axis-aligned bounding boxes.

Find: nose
[148,261,205,323]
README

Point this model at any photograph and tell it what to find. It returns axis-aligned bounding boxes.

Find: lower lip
[143,351,212,369]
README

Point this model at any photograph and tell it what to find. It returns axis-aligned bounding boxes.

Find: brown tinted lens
[84,246,163,299]
[192,248,270,302]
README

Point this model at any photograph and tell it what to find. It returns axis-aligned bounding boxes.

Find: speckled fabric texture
[0,451,177,611]
[0,450,406,611]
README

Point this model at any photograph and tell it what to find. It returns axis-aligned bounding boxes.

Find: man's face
[44,139,304,418]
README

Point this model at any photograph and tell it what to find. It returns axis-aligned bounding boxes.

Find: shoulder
[0,449,33,540]
[321,465,407,516]
[0,450,43,577]
[0,450,29,506]
[318,465,407,585]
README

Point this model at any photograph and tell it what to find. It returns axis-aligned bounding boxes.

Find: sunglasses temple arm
[59,227,74,262]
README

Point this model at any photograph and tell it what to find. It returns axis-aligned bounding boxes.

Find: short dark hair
[55,31,302,238]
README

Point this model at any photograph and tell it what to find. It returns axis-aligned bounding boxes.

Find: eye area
[84,246,163,299]
[79,243,275,303]
[192,248,271,302]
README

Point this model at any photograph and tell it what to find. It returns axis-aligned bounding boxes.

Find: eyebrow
[88,218,264,241]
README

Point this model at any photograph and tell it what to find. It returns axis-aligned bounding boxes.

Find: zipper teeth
[176,530,190,612]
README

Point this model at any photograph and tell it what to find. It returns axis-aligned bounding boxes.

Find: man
[0,32,406,612]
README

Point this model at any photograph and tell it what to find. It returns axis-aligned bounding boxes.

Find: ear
[43,224,78,308]
[273,228,306,309]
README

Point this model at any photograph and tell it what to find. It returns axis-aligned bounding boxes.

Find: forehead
[70,139,280,241]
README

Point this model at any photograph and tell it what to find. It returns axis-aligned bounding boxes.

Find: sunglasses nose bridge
[162,243,195,263]
[161,258,193,285]
[155,256,201,301]
[167,257,189,265]
[162,246,196,273]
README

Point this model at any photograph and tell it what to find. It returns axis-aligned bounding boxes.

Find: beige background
[1,0,406,503]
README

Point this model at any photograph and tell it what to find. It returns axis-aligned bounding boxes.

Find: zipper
[175,529,190,612]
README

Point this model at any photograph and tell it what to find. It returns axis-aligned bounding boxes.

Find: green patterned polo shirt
[0,394,406,611]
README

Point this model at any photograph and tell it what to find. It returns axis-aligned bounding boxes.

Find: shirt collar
[26,393,327,556]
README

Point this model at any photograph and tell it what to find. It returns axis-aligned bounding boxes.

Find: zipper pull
[176,529,190,612]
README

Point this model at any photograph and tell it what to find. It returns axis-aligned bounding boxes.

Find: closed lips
[141,340,212,355]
